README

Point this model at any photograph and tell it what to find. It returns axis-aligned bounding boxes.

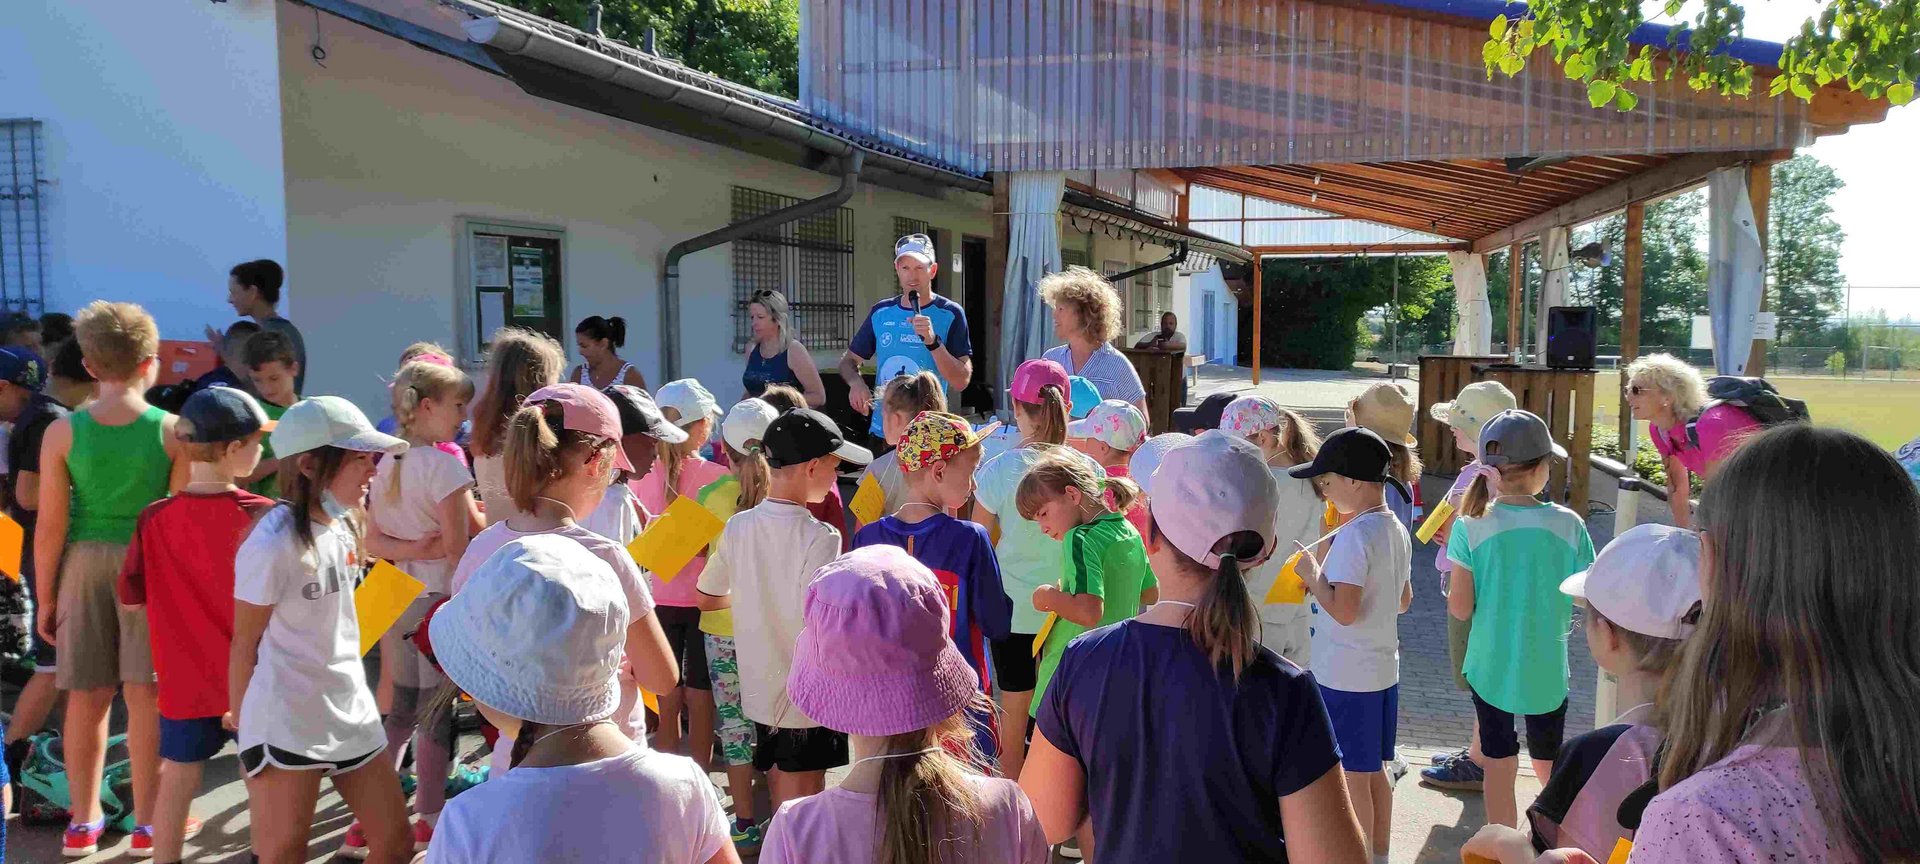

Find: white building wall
[276,3,988,412]
[0,0,288,327]
[1183,267,1239,366]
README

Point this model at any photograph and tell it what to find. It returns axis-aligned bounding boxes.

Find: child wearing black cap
[1288,427,1413,864]
[117,386,278,861]
[697,408,872,813]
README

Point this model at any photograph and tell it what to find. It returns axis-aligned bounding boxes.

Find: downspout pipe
[660,151,863,380]
[1105,242,1189,284]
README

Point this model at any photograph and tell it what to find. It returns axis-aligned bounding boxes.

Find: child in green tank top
[34,301,184,854]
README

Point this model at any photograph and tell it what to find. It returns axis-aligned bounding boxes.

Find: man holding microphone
[838,234,974,438]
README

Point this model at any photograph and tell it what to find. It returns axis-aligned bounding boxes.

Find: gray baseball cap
[1477,409,1567,467]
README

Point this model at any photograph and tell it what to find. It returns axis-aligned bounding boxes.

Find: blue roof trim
[1366,0,1788,68]
[295,0,504,74]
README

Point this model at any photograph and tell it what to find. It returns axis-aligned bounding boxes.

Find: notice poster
[473,235,508,287]
[510,246,546,317]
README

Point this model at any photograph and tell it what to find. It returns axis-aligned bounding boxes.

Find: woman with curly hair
[1622,353,1762,528]
[1040,267,1148,416]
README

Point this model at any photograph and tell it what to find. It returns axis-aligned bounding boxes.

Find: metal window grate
[893,217,930,244]
[732,187,856,352]
[1,120,47,316]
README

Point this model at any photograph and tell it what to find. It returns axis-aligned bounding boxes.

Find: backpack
[15,731,137,831]
[1686,376,1810,450]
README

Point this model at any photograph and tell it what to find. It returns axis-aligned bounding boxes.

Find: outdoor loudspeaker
[1546,306,1597,369]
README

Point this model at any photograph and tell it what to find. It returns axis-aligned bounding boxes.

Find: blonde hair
[748,290,793,348]
[386,361,477,504]
[723,442,771,513]
[1039,266,1124,344]
[502,401,614,513]
[1149,515,1266,679]
[1624,353,1709,419]
[74,300,159,381]
[1014,385,1069,447]
[883,371,947,419]
[1272,408,1321,467]
[178,432,265,466]
[399,341,451,365]
[654,407,710,507]
[874,703,992,864]
[1461,457,1548,518]
[758,383,806,413]
[472,328,565,457]
[1015,448,1139,520]
[1385,441,1422,489]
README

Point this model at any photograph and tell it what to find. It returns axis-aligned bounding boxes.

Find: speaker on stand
[1545,306,1597,369]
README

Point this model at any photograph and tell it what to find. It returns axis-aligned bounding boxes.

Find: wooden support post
[1745,161,1774,375]
[1507,242,1524,358]
[1619,201,1645,453]
[1251,255,1263,385]
[986,173,1011,409]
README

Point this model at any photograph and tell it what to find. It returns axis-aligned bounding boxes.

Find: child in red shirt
[118,386,277,862]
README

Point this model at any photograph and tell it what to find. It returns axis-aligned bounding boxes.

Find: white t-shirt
[1308,510,1410,693]
[581,483,644,546]
[974,445,1102,633]
[427,745,729,864]
[696,499,840,728]
[1248,467,1327,622]
[367,445,473,595]
[232,505,385,762]
[472,453,531,527]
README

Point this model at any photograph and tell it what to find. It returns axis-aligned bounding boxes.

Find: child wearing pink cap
[761,545,1047,864]
[970,358,1098,780]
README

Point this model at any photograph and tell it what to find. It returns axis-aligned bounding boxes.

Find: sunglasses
[1627,384,1647,396]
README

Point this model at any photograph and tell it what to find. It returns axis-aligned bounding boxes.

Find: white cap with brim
[1561,523,1702,640]
[722,398,780,454]
[1144,430,1281,569]
[268,396,408,460]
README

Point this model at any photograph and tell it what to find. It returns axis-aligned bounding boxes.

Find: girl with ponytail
[969,358,1095,780]
[1020,431,1365,864]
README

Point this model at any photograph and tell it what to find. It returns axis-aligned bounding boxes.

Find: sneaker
[398,771,419,798]
[129,817,205,857]
[1431,746,1469,766]
[1386,756,1409,785]
[1059,836,1085,860]
[730,820,764,856]
[1420,752,1486,791]
[63,821,106,858]
[412,818,434,852]
[338,821,372,860]
[445,764,490,798]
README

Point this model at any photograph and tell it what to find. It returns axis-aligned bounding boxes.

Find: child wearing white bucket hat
[426,534,735,864]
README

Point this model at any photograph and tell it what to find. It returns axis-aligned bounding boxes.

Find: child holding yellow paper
[1220,396,1323,665]
[857,371,946,521]
[119,386,277,861]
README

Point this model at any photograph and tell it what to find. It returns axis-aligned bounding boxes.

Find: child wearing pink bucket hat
[760,545,1047,864]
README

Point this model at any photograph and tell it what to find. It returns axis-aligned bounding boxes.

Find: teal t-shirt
[1447,500,1595,715]
[1031,511,1156,714]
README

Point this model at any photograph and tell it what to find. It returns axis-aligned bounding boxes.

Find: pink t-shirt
[633,455,731,607]
[1630,745,1856,864]
[759,774,1049,864]
[1650,404,1763,479]
[1104,464,1151,538]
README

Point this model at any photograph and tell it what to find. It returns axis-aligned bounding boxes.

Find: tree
[1768,155,1847,344]
[1483,1,1919,111]
[1556,193,1709,351]
[498,0,800,97]
[1242,256,1451,369]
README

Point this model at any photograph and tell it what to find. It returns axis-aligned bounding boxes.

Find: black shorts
[654,605,712,691]
[752,723,848,774]
[988,633,1039,693]
[1469,688,1568,762]
[239,743,384,778]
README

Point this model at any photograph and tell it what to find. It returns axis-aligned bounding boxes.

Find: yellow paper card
[1031,612,1059,657]
[1263,551,1308,605]
[355,560,425,656]
[0,512,23,581]
[1416,498,1455,545]
[642,689,660,714]
[627,495,726,581]
[848,473,886,526]
[1606,839,1634,864]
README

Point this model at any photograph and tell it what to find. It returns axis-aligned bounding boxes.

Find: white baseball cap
[1129,432,1191,487]
[655,379,720,428]
[429,534,630,725]
[1220,395,1284,439]
[1144,430,1281,568]
[1068,399,1148,452]
[1560,524,1702,640]
[268,396,407,460]
[722,398,780,454]
[894,233,936,265]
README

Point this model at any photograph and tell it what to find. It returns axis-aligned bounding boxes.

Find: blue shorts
[159,716,232,764]
[1318,683,1399,774]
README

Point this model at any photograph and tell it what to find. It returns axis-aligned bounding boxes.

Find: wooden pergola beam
[1246,242,1467,255]
[1619,201,1645,453]
[1471,149,1790,253]
[1745,162,1775,375]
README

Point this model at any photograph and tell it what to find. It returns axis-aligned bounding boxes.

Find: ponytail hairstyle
[387,361,476,504]
[575,315,627,350]
[1460,456,1548,518]
[1014,448,1140,520]
[883,371,947,417]
[1014,384,1069,447]
[472,327,565,457]
[723,440,771,512]
[1150,515,1265,679]
[874,699,992,864]
[503,400,616,513]
[1276,408,1321,467]
[283,445,364,556]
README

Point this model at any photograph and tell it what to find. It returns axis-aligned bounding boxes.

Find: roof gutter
[660,152,864,380]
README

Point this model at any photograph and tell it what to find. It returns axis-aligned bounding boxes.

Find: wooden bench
[1185,354,1207,391]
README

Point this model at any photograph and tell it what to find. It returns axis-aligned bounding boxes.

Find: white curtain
[1534,225,1570,356]
[998,171,1066,411]
[1708,167,1766,375]
[1447,251,1492,355]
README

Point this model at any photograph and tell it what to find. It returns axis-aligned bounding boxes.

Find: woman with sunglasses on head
[741,291,825,408]
[1621,354,1761,529]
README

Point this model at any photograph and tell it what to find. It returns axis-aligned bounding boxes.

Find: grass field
[1590,374,1920,450]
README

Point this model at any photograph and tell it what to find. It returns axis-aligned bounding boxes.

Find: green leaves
[1491,15,1508,40]
[1588,79,1618,107]
[1892,81,1917,105]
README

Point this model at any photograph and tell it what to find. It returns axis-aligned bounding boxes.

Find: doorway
[960,236,991,414]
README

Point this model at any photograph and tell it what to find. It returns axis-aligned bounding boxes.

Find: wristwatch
[923,334,941,351]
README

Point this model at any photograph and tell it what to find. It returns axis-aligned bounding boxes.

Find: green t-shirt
[1447,500,1596,715]
[1031,511,1156,714]
[251,400,291,499]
